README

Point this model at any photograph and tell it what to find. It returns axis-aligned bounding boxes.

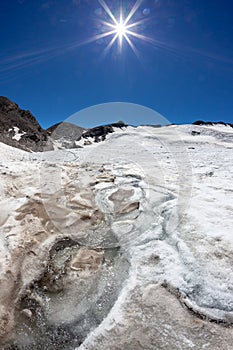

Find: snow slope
[0,124,233,349]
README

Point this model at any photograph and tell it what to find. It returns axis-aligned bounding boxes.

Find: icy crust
[0,123,233,349]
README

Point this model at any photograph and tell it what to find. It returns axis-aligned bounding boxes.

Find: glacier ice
[0,124,233,349]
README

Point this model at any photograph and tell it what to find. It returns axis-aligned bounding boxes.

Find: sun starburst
[87,0,151,57]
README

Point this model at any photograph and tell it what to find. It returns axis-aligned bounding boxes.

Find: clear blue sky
[1,0,233,128]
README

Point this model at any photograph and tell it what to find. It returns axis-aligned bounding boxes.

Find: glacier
[0,123,233,349]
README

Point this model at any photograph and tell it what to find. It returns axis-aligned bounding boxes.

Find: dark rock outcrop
[193,120,233,128]
[191,130,201,136]
[0,96,52,152]
[82,121,127,143]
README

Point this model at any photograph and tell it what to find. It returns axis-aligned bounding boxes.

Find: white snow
[0,123,233,349]
[9,126,26,141]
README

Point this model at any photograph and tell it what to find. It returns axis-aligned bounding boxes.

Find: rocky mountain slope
[0,96,53,152]
[0,121,233,349]
[0,97,128,152]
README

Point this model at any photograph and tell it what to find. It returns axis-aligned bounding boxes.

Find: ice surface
[0,124,233,349]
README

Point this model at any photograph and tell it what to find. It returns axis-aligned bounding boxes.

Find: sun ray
[98,0,118,25]
[124,34,140,59]
[83,29,117,45]
[101,21,116,29]
[103,33,119,56]
[126,30,153,44]
[124,0,144,26]
[126,18,149,30]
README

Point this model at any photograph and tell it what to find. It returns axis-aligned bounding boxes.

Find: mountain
[46,121,84,149]
[47,121,127,149]
[0,96,53,152]
[0,121,233,349]
[0,97,128,152]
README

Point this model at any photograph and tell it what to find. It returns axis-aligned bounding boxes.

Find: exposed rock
[0,97,131,153]
[0,96,52,152]
[191,130,201,136]
[84,140,92,146]
[0,97,129,152]
[193,120,233,128]
[47,122,83,149]
[82,121,127,143]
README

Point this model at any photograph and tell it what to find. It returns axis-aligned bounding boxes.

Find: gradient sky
[1,0,233,128]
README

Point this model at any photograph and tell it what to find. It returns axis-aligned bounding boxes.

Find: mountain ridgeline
[0,96,127,152]
[0,96,232,152]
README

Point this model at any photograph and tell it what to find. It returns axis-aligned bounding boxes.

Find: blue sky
[1,0,233,128]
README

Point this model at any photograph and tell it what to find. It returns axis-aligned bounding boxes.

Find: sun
[111,13,129,49]
[115,18,126,39]
[86,0,151,57]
